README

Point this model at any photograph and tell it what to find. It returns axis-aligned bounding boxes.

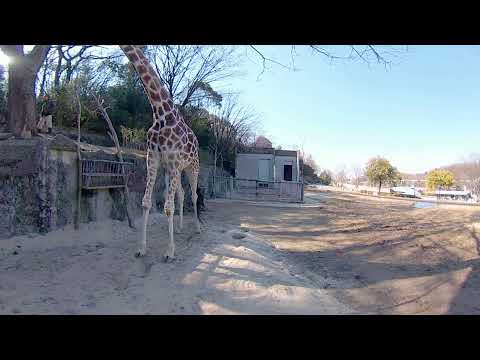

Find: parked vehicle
[390,186,422,198]
[435,190,472,201]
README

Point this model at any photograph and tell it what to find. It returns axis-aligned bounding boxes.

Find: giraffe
[119,45,201,261]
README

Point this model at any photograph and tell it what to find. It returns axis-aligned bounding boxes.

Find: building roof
[237,147,298,157]
[254,136,272,148]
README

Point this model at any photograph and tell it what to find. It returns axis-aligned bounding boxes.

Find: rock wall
[0,135,229,239]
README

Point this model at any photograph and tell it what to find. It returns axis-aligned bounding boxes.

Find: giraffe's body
[120,45,201,260]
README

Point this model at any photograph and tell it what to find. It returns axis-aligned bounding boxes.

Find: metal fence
[121,139,146,152]
[81,159,134,190]
[210,177,304,203]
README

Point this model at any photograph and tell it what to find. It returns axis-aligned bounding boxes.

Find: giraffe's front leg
[136,151,158,258]
[136,207,149,257]
[164,170,179,262]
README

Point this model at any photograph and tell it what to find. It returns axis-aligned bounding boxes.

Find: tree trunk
[378,180,382,195]
[1,45,51,138]
[7,66,37,137]
[212,146,217,197]
[39,56,49,97]
[65,61,73,84]
[54,46,63,94]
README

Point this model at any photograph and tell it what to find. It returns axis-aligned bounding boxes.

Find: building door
[284,164,293,181]
[258,159,270,181]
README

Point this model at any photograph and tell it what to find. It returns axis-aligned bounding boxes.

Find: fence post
[229,176,233,198]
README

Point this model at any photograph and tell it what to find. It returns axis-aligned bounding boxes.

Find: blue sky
[2,45,479,174]
[221,45,480,174]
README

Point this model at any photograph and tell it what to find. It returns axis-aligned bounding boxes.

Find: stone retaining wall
[0,135,227,239]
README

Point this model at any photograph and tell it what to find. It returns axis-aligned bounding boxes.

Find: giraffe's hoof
[163,255,176,263]
[135,249,146,257]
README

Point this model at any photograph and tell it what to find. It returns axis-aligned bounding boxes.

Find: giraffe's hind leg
[164,168,180,261]
[185,165,201,234]
[175,174,184,234]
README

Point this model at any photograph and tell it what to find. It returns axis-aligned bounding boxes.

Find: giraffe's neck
[119,45,178,126]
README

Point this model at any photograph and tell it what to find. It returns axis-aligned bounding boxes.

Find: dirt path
[206,192,480,314]
[0,210,355,315]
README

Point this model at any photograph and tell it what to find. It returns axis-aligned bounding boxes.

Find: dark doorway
[283,164,293,181]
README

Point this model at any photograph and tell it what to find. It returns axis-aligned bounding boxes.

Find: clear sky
[222,45,480,175]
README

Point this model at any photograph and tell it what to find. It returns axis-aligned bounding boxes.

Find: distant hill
[438,160,480,181]
[404,156,480,185]
[400,172,427,181]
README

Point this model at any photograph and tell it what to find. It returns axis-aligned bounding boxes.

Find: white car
[390,186,422,198]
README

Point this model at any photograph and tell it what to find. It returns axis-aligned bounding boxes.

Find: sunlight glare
[0,50,10,66]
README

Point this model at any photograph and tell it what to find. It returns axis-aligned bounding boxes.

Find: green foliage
[365,157,401,191]
[426,169,455,191]
[180,105,214,151]
[47,76,100,130]
[105,64,152,132]
[318,170,333,185]
[196,82,223,107]
[120,125,147,143]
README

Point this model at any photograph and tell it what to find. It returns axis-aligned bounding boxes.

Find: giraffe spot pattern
[170,133,179,143]
[165,113,175,126]
[123,46,202,189]
[173,125,183,137]
[136,49,146,60]
[150,90,161,102]
[126,52,138,62]
[160,88,169,100]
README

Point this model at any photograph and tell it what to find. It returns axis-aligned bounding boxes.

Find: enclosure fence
[210,176,304,203]
[121,138,146,152]
[81,159,135,190]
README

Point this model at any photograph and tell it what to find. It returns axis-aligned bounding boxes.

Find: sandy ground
[0,209,355,315]
[4,190,479,315]
[207,191,480,314]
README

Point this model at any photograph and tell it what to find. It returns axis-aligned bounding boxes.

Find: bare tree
[468,177,480,201]
[92,93,135,229]
[248,45,406,78]
[352,165,364,191]
[49,45,122,94]
[0,45,50,137]
[145,45,240,107]
[334,166,348,189]
[208,94,257,194]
